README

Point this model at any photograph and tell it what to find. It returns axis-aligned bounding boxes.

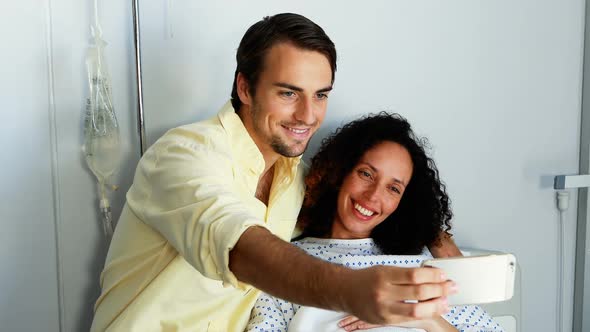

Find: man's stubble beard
[251,102,313,158]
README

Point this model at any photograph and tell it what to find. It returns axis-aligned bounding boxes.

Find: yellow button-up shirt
[91,101,306,332]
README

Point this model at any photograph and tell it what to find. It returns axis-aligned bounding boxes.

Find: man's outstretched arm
[229,226,456,324]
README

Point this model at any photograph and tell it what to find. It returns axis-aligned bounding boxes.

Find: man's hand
[338,265,456,325]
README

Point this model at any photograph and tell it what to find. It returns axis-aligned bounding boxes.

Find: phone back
[421,254,516,305]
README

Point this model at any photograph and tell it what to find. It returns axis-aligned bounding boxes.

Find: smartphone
[421,253,516,305]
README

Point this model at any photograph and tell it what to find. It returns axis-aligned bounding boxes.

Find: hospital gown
[246,237,504,332]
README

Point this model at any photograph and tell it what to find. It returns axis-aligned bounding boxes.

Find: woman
[246,112,503,332]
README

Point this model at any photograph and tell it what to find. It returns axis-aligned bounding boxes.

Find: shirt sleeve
[246,292,299,332]
[127,134,268,289]
[443,305,505,332]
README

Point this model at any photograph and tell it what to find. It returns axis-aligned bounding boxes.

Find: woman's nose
[363,184,380,201]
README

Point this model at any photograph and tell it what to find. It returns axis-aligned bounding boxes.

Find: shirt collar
[217,100,301,177]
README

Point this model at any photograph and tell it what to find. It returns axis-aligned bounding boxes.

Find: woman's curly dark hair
[296,112,453,255]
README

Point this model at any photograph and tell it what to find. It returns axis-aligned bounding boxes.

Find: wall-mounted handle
[554,175,590,189]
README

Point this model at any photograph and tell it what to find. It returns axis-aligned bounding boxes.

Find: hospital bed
[463,248,522,332]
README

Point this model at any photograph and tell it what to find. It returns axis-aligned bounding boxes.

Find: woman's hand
[396,316,458,331]
[338,315,458,331]
[338,315,381,331]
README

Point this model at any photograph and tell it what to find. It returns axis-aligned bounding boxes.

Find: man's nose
[294,97,315,125]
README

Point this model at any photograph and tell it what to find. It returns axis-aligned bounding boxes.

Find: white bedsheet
[288,307,424,332]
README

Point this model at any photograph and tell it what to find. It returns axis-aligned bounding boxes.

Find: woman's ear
[236,72,252,106]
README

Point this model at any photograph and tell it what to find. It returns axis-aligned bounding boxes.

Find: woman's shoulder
[292,237,383,258]
[292,237,434,269]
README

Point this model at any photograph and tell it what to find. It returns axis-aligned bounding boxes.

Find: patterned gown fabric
[247,237,504,332]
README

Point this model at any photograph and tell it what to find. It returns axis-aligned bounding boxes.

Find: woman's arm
[246,292,297,332]
[397,316,457,331]
[445,305,505,331]
[428,232,463,258]
[338,315,457,331]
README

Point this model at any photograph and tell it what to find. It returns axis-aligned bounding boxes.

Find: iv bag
[83,36,121,181]
[83,34,121,237]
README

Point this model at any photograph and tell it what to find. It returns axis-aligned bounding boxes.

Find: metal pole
[132,0,146,155]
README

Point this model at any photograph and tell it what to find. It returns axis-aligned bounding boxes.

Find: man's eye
[390,186,401,194]
[281,91,296,97]
[316,93,328,100]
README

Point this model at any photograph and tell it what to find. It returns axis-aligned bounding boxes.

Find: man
[91,13,457,332]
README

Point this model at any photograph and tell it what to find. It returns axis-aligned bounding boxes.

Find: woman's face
[331,141,413,239]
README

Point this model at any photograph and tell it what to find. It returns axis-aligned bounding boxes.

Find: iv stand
[132,0,146,156]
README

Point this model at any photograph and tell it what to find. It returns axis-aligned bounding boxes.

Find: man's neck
[255,165,275,205]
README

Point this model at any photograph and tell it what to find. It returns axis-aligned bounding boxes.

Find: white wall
[0,1,584,331]
[0,1,138,331]
[139,1,584,332]
[0,2,61,331]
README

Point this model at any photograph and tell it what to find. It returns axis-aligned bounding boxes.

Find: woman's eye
[390,186,401,194]
[358,170,372,179]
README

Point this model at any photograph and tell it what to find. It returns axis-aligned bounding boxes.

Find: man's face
[238,42,333,159]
